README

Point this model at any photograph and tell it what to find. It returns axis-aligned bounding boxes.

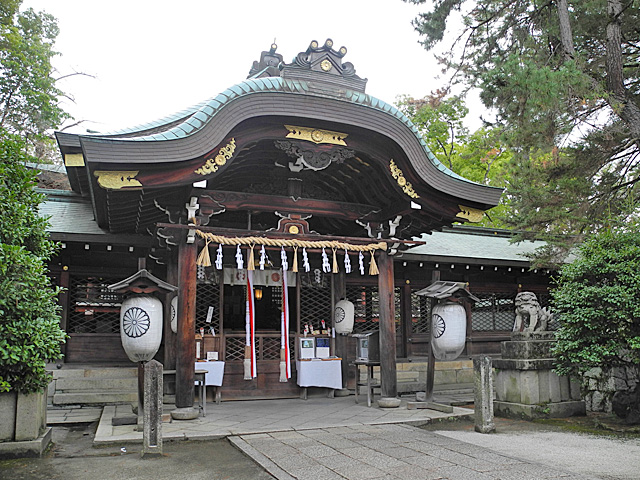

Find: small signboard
[315,337,330,358]
[299,337,315,359]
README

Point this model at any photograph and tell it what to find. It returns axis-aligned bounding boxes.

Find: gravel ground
[423,413,640,480]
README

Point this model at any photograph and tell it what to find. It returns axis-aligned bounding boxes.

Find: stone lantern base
[494,332,585,419]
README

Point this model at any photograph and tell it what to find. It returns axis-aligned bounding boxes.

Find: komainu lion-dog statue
[513,291,553,332]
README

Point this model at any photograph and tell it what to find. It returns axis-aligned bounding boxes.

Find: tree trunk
[556,0,575,59]
[605,0,640,142]
[559,0,640,144]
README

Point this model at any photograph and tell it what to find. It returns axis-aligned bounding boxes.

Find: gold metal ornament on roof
[64,153,85,167]
[320,59,332,71]
[94,170,142,190]
[284,125,348,146]
[195,138,236,175]
[456,205,485,223]
[389,160,419,199]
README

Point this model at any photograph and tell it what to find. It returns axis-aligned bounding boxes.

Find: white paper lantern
[170,296,178,334]
[431,302,466,361]
[334,299,355,334]
[120,295,163,362]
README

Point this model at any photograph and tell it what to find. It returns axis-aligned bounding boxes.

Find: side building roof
[403,226,548,267]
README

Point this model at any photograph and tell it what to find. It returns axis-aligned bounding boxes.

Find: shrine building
[47,40,549,407]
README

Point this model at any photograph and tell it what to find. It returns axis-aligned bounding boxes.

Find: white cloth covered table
[194,361,225,413]
[195,361,225,386]
[296,358,342,390]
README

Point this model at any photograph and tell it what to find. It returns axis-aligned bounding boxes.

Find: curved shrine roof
[55,39,503,237]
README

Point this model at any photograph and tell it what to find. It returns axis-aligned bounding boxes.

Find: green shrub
[552,223,640,387]
[0,131,66,394]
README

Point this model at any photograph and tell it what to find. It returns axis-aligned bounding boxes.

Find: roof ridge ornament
[248,42,284,79]
[282,38,367,93]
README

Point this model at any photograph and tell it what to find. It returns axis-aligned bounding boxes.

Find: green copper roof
[104,76,475,186]
[406,227,547,264]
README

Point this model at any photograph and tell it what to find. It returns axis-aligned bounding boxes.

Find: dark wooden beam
[199,190,379,222]
[377,250,397,398]
[175,237,197,408]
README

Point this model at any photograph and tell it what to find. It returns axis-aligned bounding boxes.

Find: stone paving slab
[92,396,473,445]
[229,424,601,480]
[46,407,102,424]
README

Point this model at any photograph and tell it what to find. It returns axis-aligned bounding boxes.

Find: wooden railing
[223,333,296,362]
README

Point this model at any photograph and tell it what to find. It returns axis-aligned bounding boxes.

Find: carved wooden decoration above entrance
[275,140,355,171]
[273,214,311,235]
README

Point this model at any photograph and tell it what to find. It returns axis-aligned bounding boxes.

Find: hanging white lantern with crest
[108,269,178,364]
[120,295,164,362]
[170,295,178,334]
[431,301,466,361]
[334,299,355,334]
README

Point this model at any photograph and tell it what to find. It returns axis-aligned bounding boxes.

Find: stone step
[53,391,138,406]
[55,377,138,393]
[51,367,138,379]
[49,367,140,407]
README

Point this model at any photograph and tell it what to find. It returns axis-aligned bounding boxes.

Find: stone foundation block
[494,400,586,420]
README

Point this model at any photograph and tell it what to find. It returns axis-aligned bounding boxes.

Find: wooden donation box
[352,331,380,363]
[352,331,381,407]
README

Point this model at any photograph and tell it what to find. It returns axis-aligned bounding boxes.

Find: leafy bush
[552,223,640,416]
[0,131,66,394]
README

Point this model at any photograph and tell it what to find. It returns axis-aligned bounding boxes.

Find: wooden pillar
[425,270,440,401]
[331,272,348,389]
[401,283,412,359]
[377,251,397,398]
[164,250,178,371]
[58,265,70,360]
[175,238,197,408]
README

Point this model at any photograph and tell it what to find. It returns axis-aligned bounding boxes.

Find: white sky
[22,1,476,134]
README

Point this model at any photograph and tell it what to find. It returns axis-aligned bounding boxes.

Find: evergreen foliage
[404,0,640,266]
[0,131,66,394]
[551,222,640,414]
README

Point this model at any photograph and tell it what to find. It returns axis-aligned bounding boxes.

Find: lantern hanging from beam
[170,296,178,334]
[431,301,466,361]
[334,299,355,334]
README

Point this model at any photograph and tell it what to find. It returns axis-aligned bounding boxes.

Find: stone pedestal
[0,389,50,458]
[494,332,585,419]
[142,360,163,458]
[474,355,495,433]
